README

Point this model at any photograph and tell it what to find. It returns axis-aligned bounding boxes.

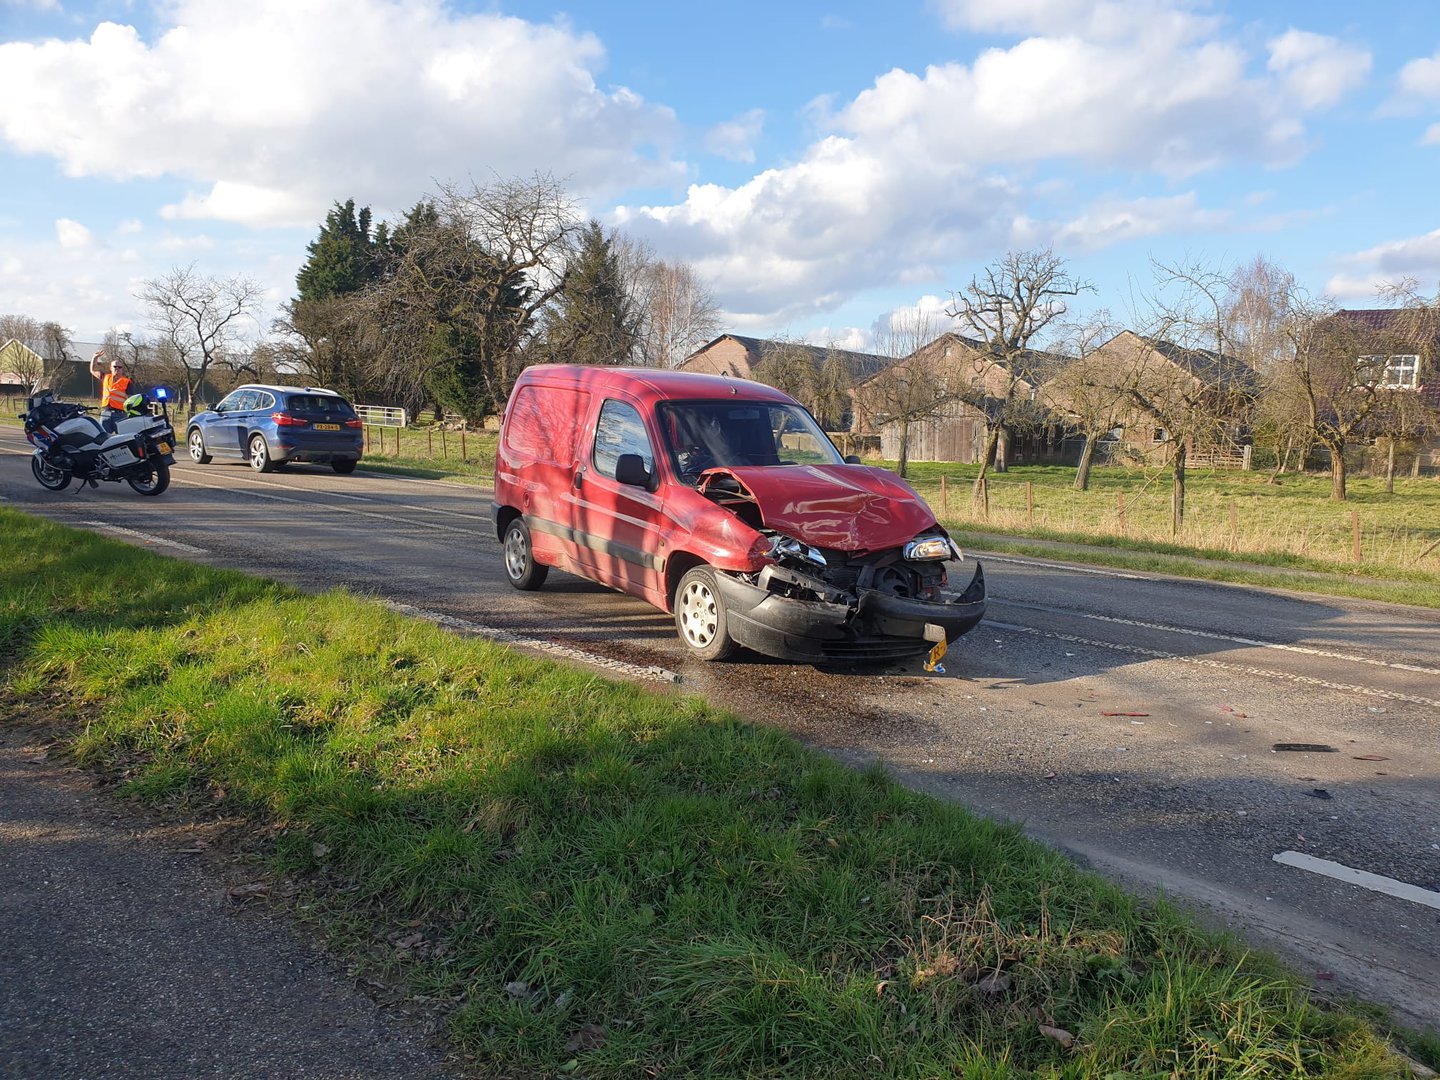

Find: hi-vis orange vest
[102,373,133,411]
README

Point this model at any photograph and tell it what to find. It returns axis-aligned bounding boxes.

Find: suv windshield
[658,400,843,482]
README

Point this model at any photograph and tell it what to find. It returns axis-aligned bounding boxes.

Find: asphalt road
[3,426,1438,1032]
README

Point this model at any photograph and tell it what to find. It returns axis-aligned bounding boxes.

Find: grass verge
[0,506,1432,1077]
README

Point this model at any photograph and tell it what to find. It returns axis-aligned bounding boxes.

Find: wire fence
[915,472,1440,571]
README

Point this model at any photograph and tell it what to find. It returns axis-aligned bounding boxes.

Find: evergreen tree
[539,220,638,365]
[295,199,386,301]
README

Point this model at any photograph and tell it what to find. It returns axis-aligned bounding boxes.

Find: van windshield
[657,400,844,482]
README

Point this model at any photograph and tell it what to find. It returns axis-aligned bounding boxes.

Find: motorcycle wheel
[127,458,170,496]
[32,454,72,491]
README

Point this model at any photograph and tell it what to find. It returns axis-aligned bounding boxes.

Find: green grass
[0,506,1429,1077]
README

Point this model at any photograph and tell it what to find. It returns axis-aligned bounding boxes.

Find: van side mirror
[615,453,653,489]
[844,454,862,465]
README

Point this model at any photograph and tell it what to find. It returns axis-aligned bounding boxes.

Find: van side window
[504,385,591,465]
[593,400,654,481]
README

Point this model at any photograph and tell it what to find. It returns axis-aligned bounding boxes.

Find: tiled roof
[720,334,894,380]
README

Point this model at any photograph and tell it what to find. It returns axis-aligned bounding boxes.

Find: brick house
[1332,308,1440,471]
[1041,330,1259,467]
[855,332,1070,465]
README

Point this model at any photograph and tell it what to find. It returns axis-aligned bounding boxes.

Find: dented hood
[701,464,938,553]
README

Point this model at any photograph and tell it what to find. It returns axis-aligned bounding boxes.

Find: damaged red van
[492,365,985,664]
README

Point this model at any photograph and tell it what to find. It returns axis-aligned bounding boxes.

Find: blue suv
[187,384,364,474]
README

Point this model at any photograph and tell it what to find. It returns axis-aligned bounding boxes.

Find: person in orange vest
[89,348,138,431]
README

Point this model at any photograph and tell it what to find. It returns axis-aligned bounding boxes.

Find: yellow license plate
[156,441,172,454]
[924,638,948,672]
[314,423,340,431]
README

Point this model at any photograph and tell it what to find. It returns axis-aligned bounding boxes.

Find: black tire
[31,454,72,491]
[674,566,737,661]
[188,427,212,464]
[249,434,275,473]
[331,458,358,474]
[127,458,170,496]
[502,518,548,591]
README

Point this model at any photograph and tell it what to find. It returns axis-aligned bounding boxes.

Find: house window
[1360,354,1421,390]
[1153,428,1168,443]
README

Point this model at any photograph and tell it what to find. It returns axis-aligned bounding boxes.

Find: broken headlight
[903,536,961,561]
[770,535,827,567]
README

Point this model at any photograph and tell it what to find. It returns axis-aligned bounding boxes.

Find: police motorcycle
[20,386,178,496]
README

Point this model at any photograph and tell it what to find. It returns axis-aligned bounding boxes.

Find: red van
[492,365,985,664]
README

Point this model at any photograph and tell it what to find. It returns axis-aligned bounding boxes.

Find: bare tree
[635,258,721,368]
[851,310,955,478]
[140,265,264,408]
[1270,282,1440,500]
[1226,255,1296,374]
[368,174,582,422]
[1043,311,1125,490]
[948,249,1087,497]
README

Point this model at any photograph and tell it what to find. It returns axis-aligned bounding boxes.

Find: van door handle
[573,467,585,489]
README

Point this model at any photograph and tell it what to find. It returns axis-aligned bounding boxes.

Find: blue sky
[2,0,1439,351]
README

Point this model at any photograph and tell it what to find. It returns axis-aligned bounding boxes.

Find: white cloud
[1398,51,1440,99]
[1267,29,1370,109]
[618,4,1359,322]
[1327,228,1440,301]
[0,1,681,228]
[1049,193,1228,251]
[703,109,764,163]
[56,218,93,248]
[932,0,1217,41]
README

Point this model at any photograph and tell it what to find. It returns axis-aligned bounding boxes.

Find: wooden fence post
[441,429,447,458]
[461,430,467,462]
[1352,510,1361,563]
[940,475,948,515]
[1229,500,1237,551]
[1026,481,1033,528]
[980,476,989,519]
[428,428,433,456]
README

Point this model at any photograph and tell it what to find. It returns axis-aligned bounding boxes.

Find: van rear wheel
[675,566,737,661]
[502,519,548,591]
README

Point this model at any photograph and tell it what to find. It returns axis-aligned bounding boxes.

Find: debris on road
[1308,789,1333,800]
[1273,743,1338,753]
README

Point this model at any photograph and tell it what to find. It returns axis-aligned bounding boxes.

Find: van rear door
[499,383,591,572]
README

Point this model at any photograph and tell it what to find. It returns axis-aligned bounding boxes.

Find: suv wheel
[188,428,212,464]
[249,434,274,473]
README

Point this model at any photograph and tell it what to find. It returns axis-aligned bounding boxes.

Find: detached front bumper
[713,562,986,664]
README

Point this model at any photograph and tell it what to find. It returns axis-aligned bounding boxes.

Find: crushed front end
[711,531,986,664]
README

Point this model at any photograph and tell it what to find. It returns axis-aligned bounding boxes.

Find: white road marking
[80,520,209,554]
[1273,850,1440,910]
[984,620,1440,708]
[996,598,1440,677]
[174,470,493,524]
[980,553,1142,580]
[170,474,483,536]
[386,602,681,685]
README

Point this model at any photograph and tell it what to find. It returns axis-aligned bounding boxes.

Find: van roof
[514,364,798,406]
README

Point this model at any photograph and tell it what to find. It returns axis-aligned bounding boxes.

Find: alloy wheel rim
[189,431,204,460]
[250,439,266,468]
[679,581,717,646]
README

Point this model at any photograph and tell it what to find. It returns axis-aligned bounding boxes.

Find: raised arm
[89,349,106,380]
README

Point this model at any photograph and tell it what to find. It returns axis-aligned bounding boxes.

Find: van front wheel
[675,566,737,661]
[502,519,548,591]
